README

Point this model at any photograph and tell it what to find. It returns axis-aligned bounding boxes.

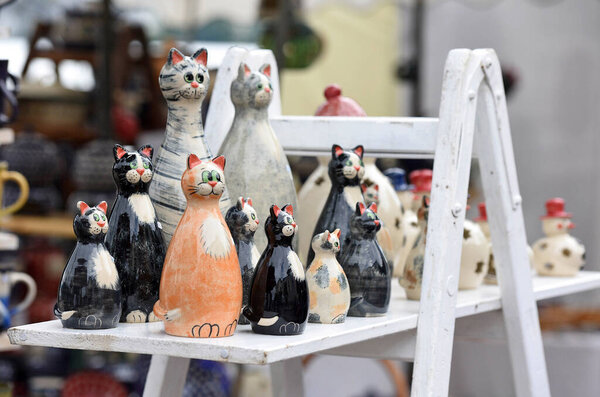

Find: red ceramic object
[541,197,572,219]
[314,84,367,117]
[409,169,432,193]
[475,202,488,222]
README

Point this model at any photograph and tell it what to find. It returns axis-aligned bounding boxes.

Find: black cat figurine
[339,202,391,317]
[54,201,121,329]
[225,197,260,325]
[307,144,365,264]
[243,204,308,335]
[104,144,166,323]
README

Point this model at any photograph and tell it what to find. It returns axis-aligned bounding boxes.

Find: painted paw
[125,310,147,323]
[61,310,76,320]
[148,311,160,322]
[165,308,181,322]
[80,315,101,328]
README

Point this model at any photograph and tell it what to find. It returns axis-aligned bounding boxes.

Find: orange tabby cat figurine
[153,154,242,337]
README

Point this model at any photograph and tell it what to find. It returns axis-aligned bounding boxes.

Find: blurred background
[0,0,598,396]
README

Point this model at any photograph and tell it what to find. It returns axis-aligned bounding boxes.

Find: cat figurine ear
[332,144,344,158]
[236,197,245,210]
[333,228,341,239]
[353,145,364,159]
[283,204,293,216]
[113,144,127,161]
[247,198,253,207]
[238,63,251,81]
[321,230,330,243]
[187,154,202,169]
[259,64,271,78]
[97,201,108,214]
[368,203,378,213]
[192,48,208,67]
[212,155,226,171]
[77,201,90,215]
[138,145,153,159]
[270,205,281,219]
[356,202,366,215]
[360,184,367,193]
[167,48,185,66]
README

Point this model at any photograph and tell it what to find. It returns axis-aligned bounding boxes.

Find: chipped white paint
[129,193,156,224]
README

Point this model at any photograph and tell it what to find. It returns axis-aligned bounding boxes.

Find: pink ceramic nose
[568,222,575,229]
[354,166,360,171]
[374,220,380,227]
[137,168,144,175]
[208,181,217,187]
[265,87,271,93]
[292,223,297,228]
[191,81,199,88]
[255,220,259,224]
[97,221,106,227]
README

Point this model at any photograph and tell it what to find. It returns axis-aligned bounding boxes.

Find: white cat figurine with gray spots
[219,63,297,251]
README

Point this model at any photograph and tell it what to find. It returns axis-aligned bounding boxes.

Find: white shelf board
[8,272,600,365]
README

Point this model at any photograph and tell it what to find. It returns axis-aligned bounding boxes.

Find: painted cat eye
[202,171,210,183]
[143,162,149,169]
[367,213,376,220]
[251,213,256,220]
[93,214,100,221]
[101,215,106,221]
[345,159,352,166]
[360,160,364,167]
[285,217,293,224]
[334,242,339,247]
[196,73,204,83]
[184,72,194,83]
[257,83,263,89]
[211,170,221,181]
[269,83,272,89]
[130,162,137,169]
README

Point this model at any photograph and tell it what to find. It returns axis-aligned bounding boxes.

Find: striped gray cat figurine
[149,47,231,245]
[219,63,297,251]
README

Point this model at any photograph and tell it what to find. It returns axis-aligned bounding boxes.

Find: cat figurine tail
[55,201,121,329]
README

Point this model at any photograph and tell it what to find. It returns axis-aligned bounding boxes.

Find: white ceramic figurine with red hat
[459,212,490,290]
[532,198,585,277]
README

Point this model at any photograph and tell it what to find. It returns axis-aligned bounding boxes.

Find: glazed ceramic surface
[154,155,241,338]
[219,63,297,252]
[361,178,395,264]
[297,85,367,264]
[533,198,585,277]
[105,145,165,323]
[306,229,350,324]
[149,48,231,246]
[307,144,365,264]
[55,201,121,329]
[225,197,260,325]
[409,169,432,212]
[0,269,36,331]
[244,205,308,335]
[458,220,490,290]
[339,203,391,316]
[400,198,428,301]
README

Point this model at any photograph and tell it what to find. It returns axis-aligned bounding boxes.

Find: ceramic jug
[0,161,28,217]
[219,63,297,251]
[0,268,36,331]
[149,48,231,246]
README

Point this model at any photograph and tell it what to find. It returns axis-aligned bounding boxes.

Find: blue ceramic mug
[0,270,36,330]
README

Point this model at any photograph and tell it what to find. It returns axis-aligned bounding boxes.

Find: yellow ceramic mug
[0,162,29,217]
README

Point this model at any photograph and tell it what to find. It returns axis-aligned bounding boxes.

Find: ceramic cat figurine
[361,181,394,263]
[306,229,350,324]
[54,201,121,329]
[339,202,391,316]
[105,144,165,323]
[533,198,585,277]
[244,205,308,335]
[400,197,429,300]
[219,63,297,252]
[225,197,260,325]
[153,155,241,338]
[150,47,230,246]
[307,144,365,264]
[458,219,490,290]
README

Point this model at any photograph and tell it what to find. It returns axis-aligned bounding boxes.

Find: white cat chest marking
[258,316,279,326]
[129,193,156,224]
[93,247,119,289]
[344,185,364,208]
[288,251,305,280]
[200,218,232,259]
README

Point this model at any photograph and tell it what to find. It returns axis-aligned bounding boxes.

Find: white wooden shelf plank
[8,272,600,365]
[271,116,440,158]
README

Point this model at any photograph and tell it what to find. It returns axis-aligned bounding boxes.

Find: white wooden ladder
[205,47,550,397]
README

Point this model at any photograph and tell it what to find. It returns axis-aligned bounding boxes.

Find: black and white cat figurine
[243,204,308,335]
[307,144,365,264]
[105,144,166,323]
[339,202,391,317]
[225,197,260,325]
[55,201,121,329]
